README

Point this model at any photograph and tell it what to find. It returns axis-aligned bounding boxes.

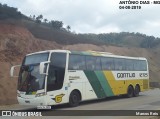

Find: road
[60,88,160,110]
[0,88,160,119]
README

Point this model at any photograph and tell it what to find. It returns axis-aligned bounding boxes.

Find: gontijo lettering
[117,73,135,78]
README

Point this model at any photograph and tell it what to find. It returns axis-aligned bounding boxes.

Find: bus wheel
[127,86,134,98]
[134,85,140,97]
[69,91,80,107]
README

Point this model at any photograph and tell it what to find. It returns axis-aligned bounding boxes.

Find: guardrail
[149,82,160,88]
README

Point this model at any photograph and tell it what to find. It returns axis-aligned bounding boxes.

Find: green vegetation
[0,3,70,31]
[77,32,160,48]
[0,3,160,48]
[0,3,23,19]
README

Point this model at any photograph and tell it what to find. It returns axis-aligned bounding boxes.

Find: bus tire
[134,85,140,97]
[69,90,80,107]
[127,85,134,98]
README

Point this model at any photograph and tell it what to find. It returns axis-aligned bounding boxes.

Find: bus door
[47,52,67,103]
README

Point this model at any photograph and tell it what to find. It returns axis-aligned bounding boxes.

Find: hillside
[0,24,160,105]
[23,19,160,48]
[1,3,160,48]
[0,23,61,105]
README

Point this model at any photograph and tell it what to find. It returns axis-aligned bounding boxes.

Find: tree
[50,20,63,29]
[66,25,71,31]
[140,36,156,48]
[44,18,48,23]
[0,3,22,19]
[36,14,43,24]
[33,15,36,20]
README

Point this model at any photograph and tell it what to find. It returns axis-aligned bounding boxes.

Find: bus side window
[133,60,139,71]
[69,55,86,70]
[114,58,119,70]
[86,56,95,70]
[101,57,114,70]
[114,58,125,71]
[133,60,147,71]
[95,57,101,70]
[126,59,134,71]
[85,56,101,71]
[101,57,106,70]
[139,60,147,71]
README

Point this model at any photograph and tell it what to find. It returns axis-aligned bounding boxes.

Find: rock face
[0,24,62,62]
[0,23,159,105]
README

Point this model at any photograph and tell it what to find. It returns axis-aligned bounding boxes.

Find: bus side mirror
[39,61,50,75]
[10,65,21,78]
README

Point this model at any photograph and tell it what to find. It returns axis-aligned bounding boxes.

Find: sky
[1,0,160,37]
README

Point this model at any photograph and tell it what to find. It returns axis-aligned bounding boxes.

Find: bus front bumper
[17,96,47,106]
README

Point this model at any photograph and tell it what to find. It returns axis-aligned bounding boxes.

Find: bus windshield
[18,52,49,93]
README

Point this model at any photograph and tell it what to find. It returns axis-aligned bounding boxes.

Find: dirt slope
[0,24,61,105]
[0,24,159,105]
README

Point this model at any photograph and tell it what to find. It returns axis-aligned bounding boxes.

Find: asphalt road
[1,88,160,119]
[54,88,160,110]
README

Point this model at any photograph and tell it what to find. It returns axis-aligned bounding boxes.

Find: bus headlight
[35,92,46,97]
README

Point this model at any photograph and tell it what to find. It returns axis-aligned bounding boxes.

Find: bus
[10,50,149,107]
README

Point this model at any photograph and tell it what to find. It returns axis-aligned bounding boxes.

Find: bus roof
[26,50,69,56]
[70,50,147,60]
[26,50,147,61]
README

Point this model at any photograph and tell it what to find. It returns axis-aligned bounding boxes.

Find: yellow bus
[10,50,149,107]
